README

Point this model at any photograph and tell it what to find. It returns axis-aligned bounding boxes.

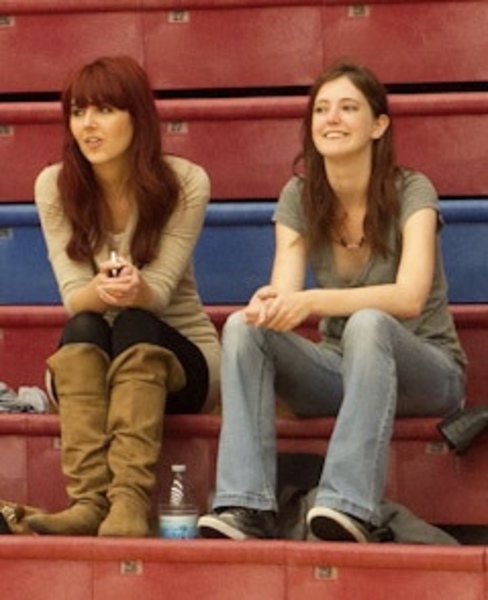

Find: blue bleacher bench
[1,200,488,305]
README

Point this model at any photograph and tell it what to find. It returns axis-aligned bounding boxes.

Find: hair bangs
[65,63,130,113]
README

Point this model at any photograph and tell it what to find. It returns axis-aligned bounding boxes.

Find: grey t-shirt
[273,169,467,371]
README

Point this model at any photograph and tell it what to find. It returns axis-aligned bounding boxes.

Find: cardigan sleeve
[34,163,96,311]
[140,155,211,315]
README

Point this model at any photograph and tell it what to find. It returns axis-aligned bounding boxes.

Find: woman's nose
[326,106,340,123]
[82,107,97,127]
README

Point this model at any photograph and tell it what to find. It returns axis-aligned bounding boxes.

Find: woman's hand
[96,256,142,307]
[261,290,312,331]
[242,285,278,326]
[242,287,311,331]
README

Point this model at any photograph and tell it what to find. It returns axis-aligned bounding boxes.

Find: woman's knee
[342,309,396,351]
[61,311,111,353]
[113,308,158,336]
[112,308,161,353]
[222,311,260,352]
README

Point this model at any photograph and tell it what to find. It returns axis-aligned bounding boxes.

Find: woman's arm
[139,159,210,316]
[261,207,438,331]
[242,222,307,325]
[35,165,112,315]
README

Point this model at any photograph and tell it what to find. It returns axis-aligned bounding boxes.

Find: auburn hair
[58,55,179,265]
[296,60,401,257]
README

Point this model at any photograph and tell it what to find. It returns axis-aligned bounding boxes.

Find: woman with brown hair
[198,60,466,542]
[28,55,220,537]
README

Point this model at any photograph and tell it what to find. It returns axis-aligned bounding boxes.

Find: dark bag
[437,405,488,455]
[276,453,459,545]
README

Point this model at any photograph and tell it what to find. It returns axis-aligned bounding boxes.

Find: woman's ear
[372,114,390,140]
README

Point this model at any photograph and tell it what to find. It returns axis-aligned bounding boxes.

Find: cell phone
[109,251,120,277]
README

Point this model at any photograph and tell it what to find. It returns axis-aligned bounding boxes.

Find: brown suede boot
[98,343,185,537]
[27,343,110,535]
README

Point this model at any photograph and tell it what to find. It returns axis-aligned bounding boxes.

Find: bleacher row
[1,0,488,598]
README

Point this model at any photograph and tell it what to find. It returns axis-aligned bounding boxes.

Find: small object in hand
[109,251,121,277]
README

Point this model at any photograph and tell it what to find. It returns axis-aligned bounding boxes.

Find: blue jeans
[212,308,465,525]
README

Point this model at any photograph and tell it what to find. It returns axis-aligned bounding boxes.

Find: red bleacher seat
[1,93,487,202]
[2,1,486,93]
[322,0,488,85]
[142,3,323,90]
[286,542,485,600]
[0,537,287,600]
[0,536,483,600]
[167,92,488,198]
[0,306,66,390]
[0,103,61,202]
[2,409,488,526]
[0,304,486,403]
[1,1,323,93]
[392,93,488,197]
[0,6,144,94]
[1,0,135,9]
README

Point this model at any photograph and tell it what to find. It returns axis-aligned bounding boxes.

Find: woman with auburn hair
[28,55,220,537]
[198,60,466,542]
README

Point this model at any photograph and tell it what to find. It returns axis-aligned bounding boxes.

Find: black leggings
[59,308,209,414]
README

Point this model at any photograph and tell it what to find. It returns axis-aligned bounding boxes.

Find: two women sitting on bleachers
[26,55,467,542]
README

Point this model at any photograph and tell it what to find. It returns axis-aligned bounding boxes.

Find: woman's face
[311,75,388,162]
[69,103,134,172]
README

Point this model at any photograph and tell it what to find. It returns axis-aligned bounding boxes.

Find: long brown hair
[297,60,401,256]
[58,55,179,265]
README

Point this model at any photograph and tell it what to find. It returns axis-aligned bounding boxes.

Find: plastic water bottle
[159,464,199,539]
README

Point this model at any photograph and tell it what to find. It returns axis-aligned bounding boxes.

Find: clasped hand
[96,255,141,307]
[242,285,310,331]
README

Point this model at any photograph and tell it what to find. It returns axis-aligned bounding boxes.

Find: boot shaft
[100,343,185,536]
[47,343,111,505]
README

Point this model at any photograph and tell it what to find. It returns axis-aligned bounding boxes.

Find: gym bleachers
[2,92,488,202]
[1,1,488,598]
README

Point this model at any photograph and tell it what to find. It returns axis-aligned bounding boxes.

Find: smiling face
[69,103,134,174]
[311,75,389,164]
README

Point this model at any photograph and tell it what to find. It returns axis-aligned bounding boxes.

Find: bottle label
[159,513,198,539]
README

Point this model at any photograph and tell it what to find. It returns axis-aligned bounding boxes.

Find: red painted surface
[1,93,487,201]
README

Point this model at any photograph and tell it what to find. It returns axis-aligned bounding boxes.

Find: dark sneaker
[198,507,278,540]
[307,506,393,543]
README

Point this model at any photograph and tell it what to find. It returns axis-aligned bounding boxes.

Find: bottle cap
[171,464,186,473]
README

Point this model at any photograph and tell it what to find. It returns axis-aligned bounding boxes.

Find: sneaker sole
[306,506,370,543]
[197,515,250,541]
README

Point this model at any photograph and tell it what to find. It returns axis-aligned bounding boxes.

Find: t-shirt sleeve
[399,170,440,230]
[272,176,307,235]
